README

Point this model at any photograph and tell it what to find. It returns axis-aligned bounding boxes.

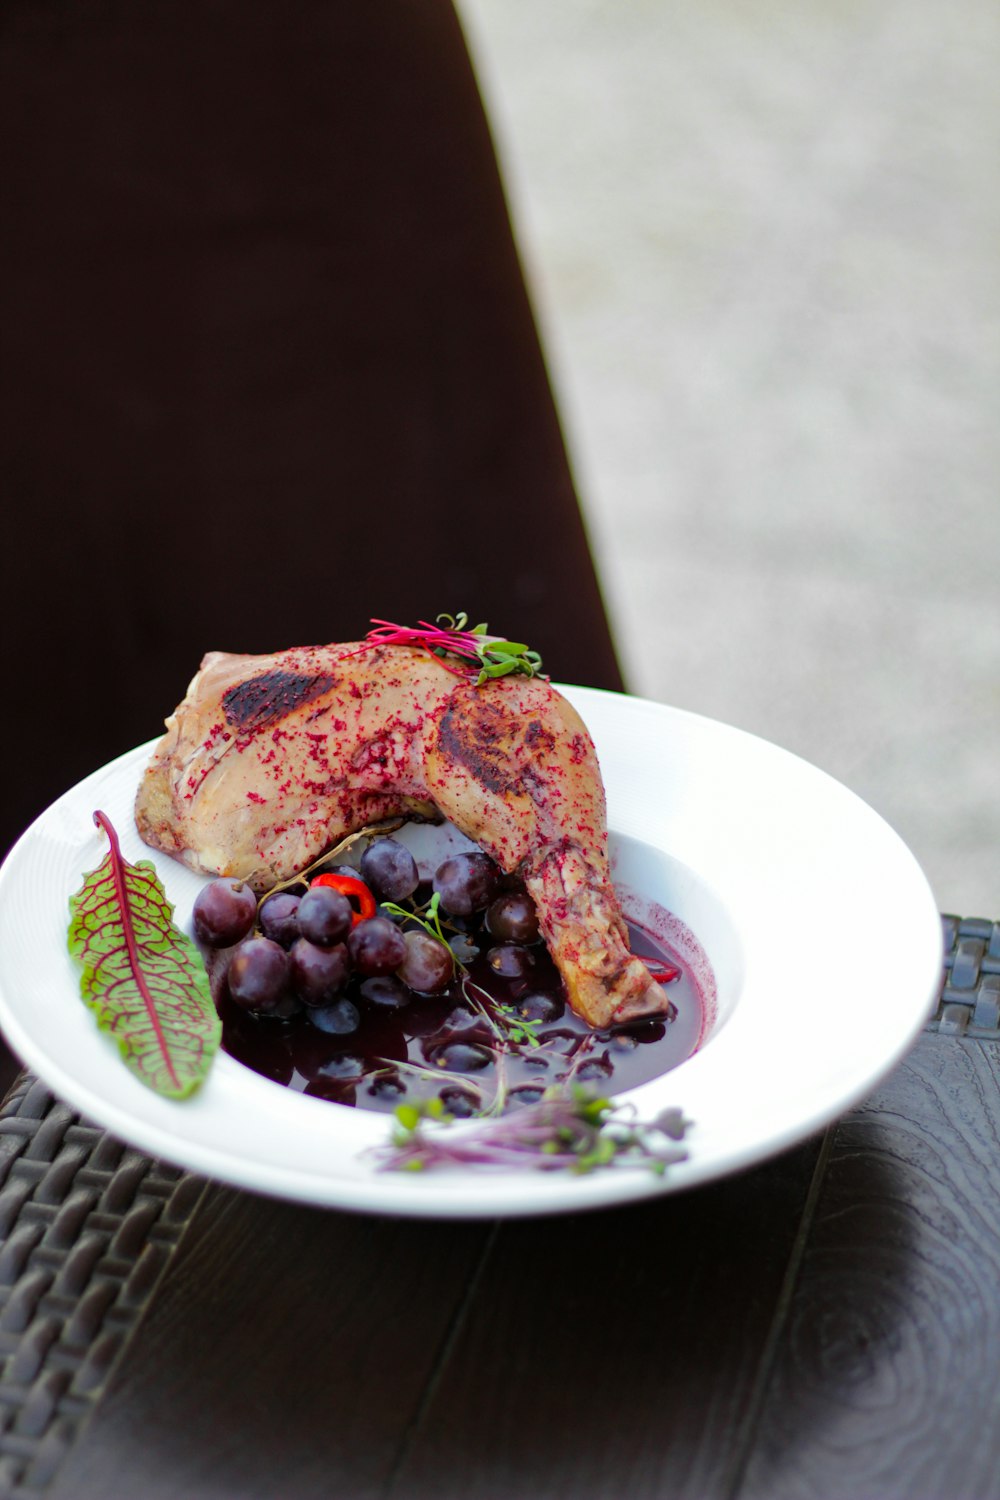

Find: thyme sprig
[256,819,405,908]
[381,895,543,1057]
[342,613,545,687]
[375,1084,692,1176]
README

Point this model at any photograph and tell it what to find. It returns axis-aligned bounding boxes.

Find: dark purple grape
[367,1071,405,1099]
[227,937,290,1013]
[487,944,535,979]
[577,1052,614,1080]
[360,837,419,901]
[508,1084,546,1107]
[432,852,499,916]
[398,931,454,995]
[316,1049,363,1074]
[347,916,406,977]
[359,975,411,1010]
[193,878,257,948]
[536,1027,577,1054]
[297,885,353,947]
[439,1001,481,1036]
[439,1087,479,1117]
[607,1030,639,1052]
[517,991,564,1024]
[308,1002,361,1036]
[485,891,540,944]
[289,938,350,1005]
[258,891,301,948]
[614,1017,670,1045]
[432,1042,492,1072]
[441,910,479,934]
[317,866,374,919]
[408,1002,457,1037]
[272,993,305,1020]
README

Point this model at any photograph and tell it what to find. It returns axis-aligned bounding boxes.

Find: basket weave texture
[0,1076,205,1497]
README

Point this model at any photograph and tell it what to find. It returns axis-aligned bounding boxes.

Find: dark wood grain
[737,1034,1000,1500]
[31,1036,1000,1500]
[48,1186,496,1500]
[44,1140,825,1500]
[387,1139,826,1500]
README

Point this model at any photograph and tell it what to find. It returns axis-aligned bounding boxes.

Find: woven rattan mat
[0,1078,206,1497]
[0,912,993,1497]
[930,915,1000,1039]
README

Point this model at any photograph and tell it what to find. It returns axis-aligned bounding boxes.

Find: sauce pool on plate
[214,908,705,1116]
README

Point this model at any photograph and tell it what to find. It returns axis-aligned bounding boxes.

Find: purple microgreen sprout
[375,1084,692,1176]
[340,613,545,688]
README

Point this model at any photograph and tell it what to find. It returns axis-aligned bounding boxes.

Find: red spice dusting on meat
[183,766,212,801]
[569,734,589,765]
[135,638,669,1028]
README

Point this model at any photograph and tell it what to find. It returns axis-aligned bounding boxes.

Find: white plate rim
[0,686,943,1218]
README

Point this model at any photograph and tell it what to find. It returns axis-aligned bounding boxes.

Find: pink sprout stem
[338,619,483,676]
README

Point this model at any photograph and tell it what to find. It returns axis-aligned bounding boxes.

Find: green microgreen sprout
[341,613,545,688]
[379,894,543,1059]
[380,890,452,952]
[493,999,544,1050]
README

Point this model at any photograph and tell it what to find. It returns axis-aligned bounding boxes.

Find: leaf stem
[92,810,183,1093]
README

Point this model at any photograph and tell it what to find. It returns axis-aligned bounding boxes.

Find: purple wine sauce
[215,908,707,1116]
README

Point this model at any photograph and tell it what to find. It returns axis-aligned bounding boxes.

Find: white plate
[0,687,943,1219]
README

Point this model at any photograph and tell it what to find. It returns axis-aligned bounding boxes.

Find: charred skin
[135,643,667,1028]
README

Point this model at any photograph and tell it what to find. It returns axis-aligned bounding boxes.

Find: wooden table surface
[0,921,997,1500]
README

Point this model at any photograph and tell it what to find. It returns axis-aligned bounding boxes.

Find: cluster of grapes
[191,837,542,1039]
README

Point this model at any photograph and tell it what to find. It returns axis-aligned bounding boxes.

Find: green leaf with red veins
[67,811,220,1099]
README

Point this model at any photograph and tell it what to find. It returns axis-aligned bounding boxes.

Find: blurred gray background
[458,0,1000,918]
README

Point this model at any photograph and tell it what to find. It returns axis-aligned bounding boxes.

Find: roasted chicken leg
[135,643,668,1028]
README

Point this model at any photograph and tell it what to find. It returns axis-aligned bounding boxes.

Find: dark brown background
[0,0,622,866]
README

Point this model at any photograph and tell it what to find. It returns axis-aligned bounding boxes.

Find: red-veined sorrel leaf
[67,810,220,1099]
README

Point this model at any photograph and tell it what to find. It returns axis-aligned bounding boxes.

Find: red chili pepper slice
[640,960,681,985]
[310,872,377,926]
